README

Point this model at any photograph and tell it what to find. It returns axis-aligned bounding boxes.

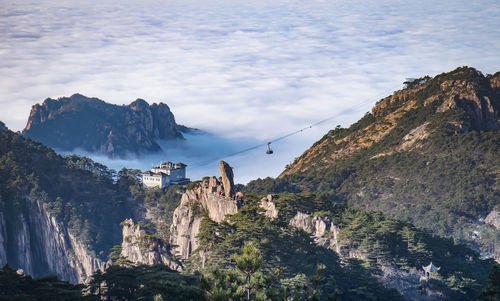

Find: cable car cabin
[266,142,274,154]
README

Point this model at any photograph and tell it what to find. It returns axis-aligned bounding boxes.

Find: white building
[142,161,190,188]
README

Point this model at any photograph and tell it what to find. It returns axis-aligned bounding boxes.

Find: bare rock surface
[485,211,500,229]
[120,219,181,271]
[219,160,235,198]
[169,176,239,260]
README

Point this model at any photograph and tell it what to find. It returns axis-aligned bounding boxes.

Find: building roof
[141,171,168,176]
[422,262,440,273]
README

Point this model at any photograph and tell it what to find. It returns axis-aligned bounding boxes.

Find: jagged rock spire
[219,160,235,198]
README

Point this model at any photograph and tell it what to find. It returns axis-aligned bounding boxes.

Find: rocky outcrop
[23,94,187,158]
[169,176,240,260]
[259,195,279,220]
[288,211,441,300]
[219,160,235,198]
[0,197,104,283]
[0,121,6,131]
[289,212,359,258]
[437,80,499,131]
[485,211,500,230]
[120,219,181,271]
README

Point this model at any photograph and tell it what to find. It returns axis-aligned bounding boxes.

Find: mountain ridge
[23,93,189,158]
[245,66,500,263]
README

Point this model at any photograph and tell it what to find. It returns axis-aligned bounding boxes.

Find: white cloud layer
[1,0,500,182]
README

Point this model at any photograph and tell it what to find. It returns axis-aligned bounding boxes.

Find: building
[422,262,440,279]
[141,161,190,188]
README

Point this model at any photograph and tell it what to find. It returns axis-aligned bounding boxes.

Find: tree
[477,264,500,301]
[233,242,262,300]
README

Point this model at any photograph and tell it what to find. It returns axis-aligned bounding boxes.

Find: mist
[57,130,327,184]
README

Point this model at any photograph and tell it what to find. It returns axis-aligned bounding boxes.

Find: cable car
[266,142,274,154]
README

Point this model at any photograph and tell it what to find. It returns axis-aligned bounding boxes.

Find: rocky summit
[23,94,189,158]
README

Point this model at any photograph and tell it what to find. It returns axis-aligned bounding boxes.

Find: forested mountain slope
[245,67,500,261]
[0,126,144,282]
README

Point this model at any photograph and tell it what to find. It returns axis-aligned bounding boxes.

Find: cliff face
[0,197,103,283]
[120,219,181,271]
[169,176,239,260]
[23,94,186,158]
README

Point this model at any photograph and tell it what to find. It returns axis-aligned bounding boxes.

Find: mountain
[114,166,493,300]
[0,126,146,282]
[23,94,188,158]
[0,126,495,299]
[245,66,500,262]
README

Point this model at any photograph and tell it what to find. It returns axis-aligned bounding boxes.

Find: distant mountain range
[22,94,193,158]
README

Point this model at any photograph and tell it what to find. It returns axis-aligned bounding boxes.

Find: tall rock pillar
[219,160,235,198]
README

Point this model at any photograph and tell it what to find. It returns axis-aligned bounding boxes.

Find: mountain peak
[22,94,186,158]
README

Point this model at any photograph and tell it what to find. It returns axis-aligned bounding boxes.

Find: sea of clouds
[1,0,499,182]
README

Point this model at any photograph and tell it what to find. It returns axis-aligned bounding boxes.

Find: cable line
[190,83,403,169]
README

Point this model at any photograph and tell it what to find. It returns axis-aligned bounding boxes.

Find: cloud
[1,0,499,181]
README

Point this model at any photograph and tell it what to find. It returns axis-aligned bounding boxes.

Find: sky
[1,0,500,182]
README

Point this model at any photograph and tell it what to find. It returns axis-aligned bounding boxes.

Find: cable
[190,83,403,169]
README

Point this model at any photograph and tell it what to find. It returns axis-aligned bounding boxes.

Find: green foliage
[89,265,204,300]
[0,264,95,301]
[477,264,500,301]
[244,67,500,267]
[0,129,143,267]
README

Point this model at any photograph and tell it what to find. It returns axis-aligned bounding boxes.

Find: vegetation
[0,265,94,301]
[477,264,500,300]
[0,128,180,276]
[244,67,500,258]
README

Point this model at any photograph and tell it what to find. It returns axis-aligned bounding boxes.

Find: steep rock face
[259,195,279,220]
[23,94,186,158]
[219,160,235,198]
[169,176,239,260]
[120,219,181,271]
[289,212,358,258]
[437,80,499,131]
[0,197,103,283]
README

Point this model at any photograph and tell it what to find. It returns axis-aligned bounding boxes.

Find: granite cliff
[0,127,142,283]
[0,198,104,283]
[23,94,189,158]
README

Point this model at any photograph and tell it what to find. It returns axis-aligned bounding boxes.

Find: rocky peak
[436,79,499,131]
[219,160,235,198]
[169,173,240,260]
[280,67,500,177]
[22,94,187,158]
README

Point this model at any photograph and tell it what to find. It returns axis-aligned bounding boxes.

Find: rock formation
[219,160,235,198]
[0,199,104,283]
[286,210,432,300]
[22,94,189,158]
[169,176,239,260]
[120,219,181,271]
[485,211,500,230]
[259,195,279,220]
